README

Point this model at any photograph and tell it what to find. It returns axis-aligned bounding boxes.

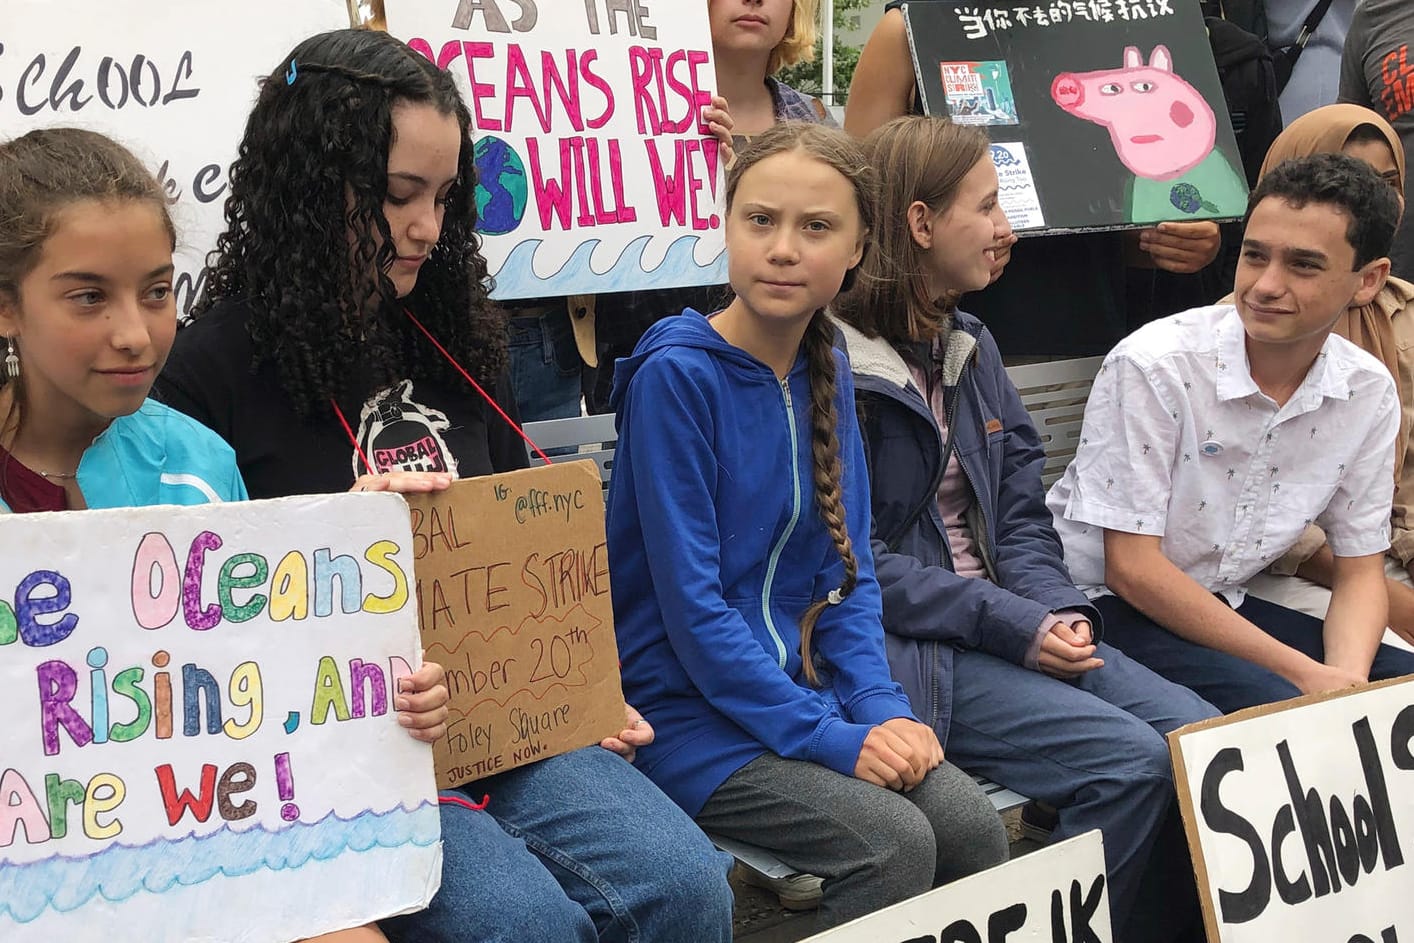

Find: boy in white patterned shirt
[1048,153,1414,712]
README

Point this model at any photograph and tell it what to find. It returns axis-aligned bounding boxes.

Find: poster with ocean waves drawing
[385,1,728,298]
[0,494,440,942]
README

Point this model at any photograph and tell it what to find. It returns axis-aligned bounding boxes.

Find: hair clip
[826,588,845,606]
[286,60,299,85]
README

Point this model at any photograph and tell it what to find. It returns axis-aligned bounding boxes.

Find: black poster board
[903,0,1247,234]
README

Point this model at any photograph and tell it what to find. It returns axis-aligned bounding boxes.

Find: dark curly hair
[193,28,505,418]
[1247,152,1401,269]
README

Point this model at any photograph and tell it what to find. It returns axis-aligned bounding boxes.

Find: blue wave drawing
[0,802,439,923]
[489,233,728,298]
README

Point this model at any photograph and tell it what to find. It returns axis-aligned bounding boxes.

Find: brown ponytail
[798,311,859,685]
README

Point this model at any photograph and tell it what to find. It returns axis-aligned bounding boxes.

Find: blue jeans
[381,747,733,943]
[508,309,582,424]
[944,644,1217,942]
[1094,593,1414,713]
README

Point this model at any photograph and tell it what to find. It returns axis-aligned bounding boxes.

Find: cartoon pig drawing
[1051,46,1247,223]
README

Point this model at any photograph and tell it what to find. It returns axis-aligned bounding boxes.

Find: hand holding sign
[406,460,627,788]
[0,494,439,942]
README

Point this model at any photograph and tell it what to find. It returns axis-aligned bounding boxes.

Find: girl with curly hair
[155,27,732,943]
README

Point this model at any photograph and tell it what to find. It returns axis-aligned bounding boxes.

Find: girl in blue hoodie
[607,121,1009,929]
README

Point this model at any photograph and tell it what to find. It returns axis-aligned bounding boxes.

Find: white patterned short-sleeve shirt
[1047,305,1400,605]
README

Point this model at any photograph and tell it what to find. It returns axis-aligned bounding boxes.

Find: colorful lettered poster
[0,0,352,316]
[0,495,440,942]
[940,60,1019,126]
[904,0,1248,232]
[803,831,1111,942]
[384,0,727,299]
[1169,677,1414,943]
[406,460,626,787]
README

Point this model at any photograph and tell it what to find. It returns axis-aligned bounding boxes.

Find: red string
[332,397,376,477]
[403,308,554,465]
[438,792,491,812]
[329,309,555,473]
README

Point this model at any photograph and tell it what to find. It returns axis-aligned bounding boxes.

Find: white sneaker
[740,866,823,911]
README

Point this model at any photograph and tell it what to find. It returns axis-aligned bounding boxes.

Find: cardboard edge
[1165,674,1414,943]
[901,4,930,116]
[422,459,627,790]
[1167,726,1221,943]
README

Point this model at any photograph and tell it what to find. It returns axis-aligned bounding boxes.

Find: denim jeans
[1095,593,1414,713]
[380,747,733,943]
[945,643,1217,943]
[508,309,582,424]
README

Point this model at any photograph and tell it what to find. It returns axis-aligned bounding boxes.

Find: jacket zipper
[760,377,799,668]
[941,358,998,578]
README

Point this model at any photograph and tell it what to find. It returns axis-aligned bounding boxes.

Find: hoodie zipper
[759,377,800,668]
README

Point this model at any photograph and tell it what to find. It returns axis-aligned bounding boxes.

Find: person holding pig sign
[154,27,732,943]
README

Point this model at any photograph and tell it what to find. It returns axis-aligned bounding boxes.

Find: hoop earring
[3,338,17,380]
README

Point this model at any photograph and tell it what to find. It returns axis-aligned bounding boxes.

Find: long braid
[798,311,859,686]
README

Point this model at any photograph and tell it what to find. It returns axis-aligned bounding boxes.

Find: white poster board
[0,495,439,942]
[804,831,1111,942]
[384,0,727,299]
[0,0,352,316]
[1169,677,1414,943]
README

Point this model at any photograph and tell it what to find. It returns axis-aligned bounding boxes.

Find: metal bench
[1003,356,1104,489]
[522,412,617,485]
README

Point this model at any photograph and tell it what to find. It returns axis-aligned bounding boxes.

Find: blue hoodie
[0,400,246,513]
[607,310,916,816]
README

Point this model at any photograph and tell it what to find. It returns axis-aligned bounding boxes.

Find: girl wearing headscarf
[1241,104,1414,652]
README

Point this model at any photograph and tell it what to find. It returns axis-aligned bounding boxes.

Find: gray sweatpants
[696,753,1009,929]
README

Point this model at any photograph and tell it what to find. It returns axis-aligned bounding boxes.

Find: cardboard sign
[1169,677,1414,943]
[0,495,440,942]
[903,0,1247,233]
[0,0,351,316]
[383,0,727,299]
[407,460,626,787]
[804,831,1111,942]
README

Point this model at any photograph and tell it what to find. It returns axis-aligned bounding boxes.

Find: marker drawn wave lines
[489,233,727,298]
[0,801,439,923]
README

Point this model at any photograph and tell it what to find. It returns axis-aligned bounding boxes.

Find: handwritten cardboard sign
[0,494,439,942]
[903,0,1247,233]
[0,0,351,316]
[407,460,626,787]
[1169,677,1414,943]
[804,831,1111,942]
[384,0,727,299]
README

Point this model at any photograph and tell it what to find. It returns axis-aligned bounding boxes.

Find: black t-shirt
[155,301,529,499]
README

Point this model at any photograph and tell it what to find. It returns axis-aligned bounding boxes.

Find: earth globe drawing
[473,135,528,236]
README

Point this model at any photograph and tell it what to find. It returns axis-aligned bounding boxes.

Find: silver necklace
[36,469,78,481]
